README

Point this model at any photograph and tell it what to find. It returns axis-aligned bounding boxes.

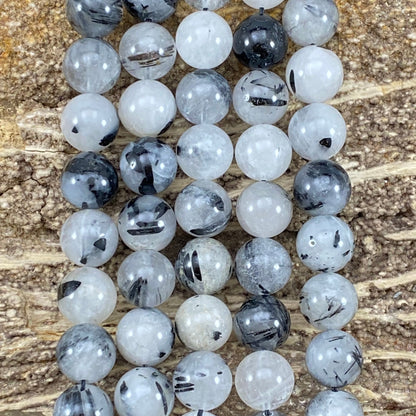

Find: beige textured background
[1,0,416,414]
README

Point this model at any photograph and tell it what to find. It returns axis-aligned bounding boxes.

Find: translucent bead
[253,412,286,416]
[183,412,216,416]
[53,383,113,416]
[58,267,117,325]
[300,272,358,330]
[243,0,284,10]
[235,351,294,411]
[117,250,175,307]
[235,124,292,181]
[283,0,339,46]
[296,215,354,272]
[120,138,177,195]
[119,22,176,80]
[60,210,119,267]
[122,0,177,23]
[118,80,176,137]
[233,70,289,125]
[176,69,231,124]
[175,294,232,351]
[173,351,232,410]
[56,323,116,383]
[236,181,292,238]
[286,46,343,103]
[114,367,174,416]
[177,125,233,180]
[118,196,176,251]
[66,0,122,38]
[176,11,232,69]
[116,308,174,366]
[61,152,118,209]
[63,38,120,94]
[235,238,292,295]
[288,103,346,160]
[175,180,232,237]
[185,0,229,10]
[306,329,363,388]
[306,390,364,416]
[175,238,232,295]
[234,295,291,351]
[233,12,288,69]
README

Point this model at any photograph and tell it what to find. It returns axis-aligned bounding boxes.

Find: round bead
[283,0,339,46]
[236,181,292,238]
[114,367,174,416]
[53,383,113,416]
[118,80,176,137]
[61,93,119,152]
[185,0,228,10]
[119,22,176,80]
[235,124,292,181]
[305,329,363,388]
[56,323,116,383]
[117,250,175,307]
[175,238,232,295]
[173,351,232,410]
[63,38,120,94]
[243,0,284,10]
[286,46,343,103]
[60,209,119,267]
[120,138,177,195]
[233,70,288,125]
[235,238,292,295]
[300,273,358,330]
[233,12,288,69]
[288,103,346,160]
[116,308,174,366]
[122,0,177,23]
[235,351,294,410]
[61,152,118,209]
[296,215,354,272]
[306,390,364,416]
[234,295,291,351]
[253,412,286,416]
[177,125,233,180]
[66,0,122,38]
[118,196,176,251]
[176,11,232,69]
[175,295,232,351]
[183,412,216,416]
[58,267,117,325]
[176,69,231,124]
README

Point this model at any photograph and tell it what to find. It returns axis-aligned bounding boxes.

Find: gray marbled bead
[123,0,177,23]
[306,390,364,416]
[185,0,229,10]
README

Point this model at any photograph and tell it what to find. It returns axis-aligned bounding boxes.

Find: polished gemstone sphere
[185,0,229,10]
[243,0,284,9]
[122,0,177,23]
[306,389,364,416]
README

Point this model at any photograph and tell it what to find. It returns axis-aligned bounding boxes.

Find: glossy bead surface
[233,70,288,125]
[185,0,228,10]
[60,210,119,267]
[306,329,363,388]
[122,0,177,22]
[177,125,233,180]
[118,250,175,307]
[173,351,232,410]
[176,70,231,124]
[235,351,294,410]
[233,12,288,69]
[120,138,177,195]
[306,390,364,416]
[243,0,284,9]
[63,38,120,94]
[61,152,118,209]
[56,323,116,383]
[118,196,176,251]
[175,295,232,351]
[235,124,292,181]
[236,181,292,238]
[118,80,176,137]
[286,46,343,103]
[283,0,339,46]
[175,238,232,295]
[114,367,174,416]
[253,412,286,416]
[176,11,232,69]
[183,412,216,416]
[296,215,354,272]
[58,267,117,325]
[175,180,232,237]
[288,103,346,160]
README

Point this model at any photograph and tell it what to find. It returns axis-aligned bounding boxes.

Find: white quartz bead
[185,0,229,10]
[176,11,232,69]
[243,0,284,10]
[235,124,292,180]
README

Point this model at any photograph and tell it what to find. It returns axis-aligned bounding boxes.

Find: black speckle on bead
[333,230,340,248]
[159,351,166,358]
[58,280,82,301]
[319,137,332,148]
[289,70,296,93]
[93,238,107,251]
[120,381,128,395]
[99,128,118,147]
[213,331,222,341]
[80,256,88,265]
[72,126,79,134]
